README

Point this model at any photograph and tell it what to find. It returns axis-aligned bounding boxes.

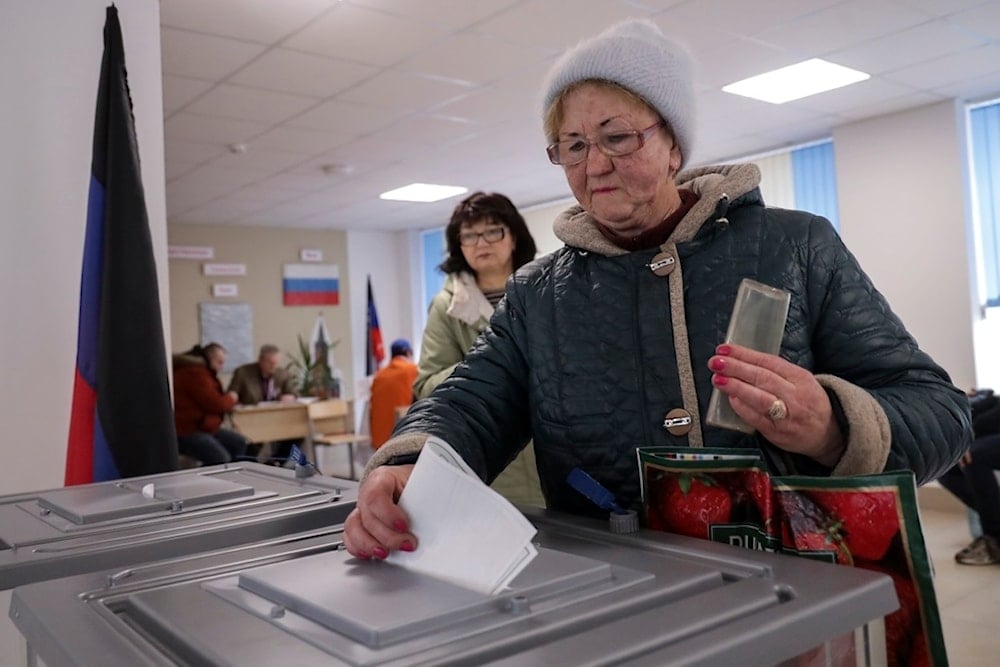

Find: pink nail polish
[713,374,728,386]
[393,519,408,533]
[400,540,415,552]
[357,550,371,560]
[717,344,732,356]
[373,546,388,560]
[710,357,725,371]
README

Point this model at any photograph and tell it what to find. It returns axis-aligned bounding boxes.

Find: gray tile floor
[919,506,1000,666]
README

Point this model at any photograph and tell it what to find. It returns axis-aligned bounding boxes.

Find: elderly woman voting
[343,18,971,560]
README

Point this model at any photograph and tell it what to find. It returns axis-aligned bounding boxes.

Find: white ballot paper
[386,437,538,595]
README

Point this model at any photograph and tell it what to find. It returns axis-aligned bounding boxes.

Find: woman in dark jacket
[173,343,247,465]
[343,19,972,559]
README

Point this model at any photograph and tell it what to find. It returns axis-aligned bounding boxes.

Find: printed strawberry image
[658,474,732,539]
[809,490,900,562]
[777,491,853,565]
[741,469,772,518]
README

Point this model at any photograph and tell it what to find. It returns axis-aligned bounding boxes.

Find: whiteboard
[198,302,253,372]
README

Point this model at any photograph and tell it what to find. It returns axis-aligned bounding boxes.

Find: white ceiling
[160,0,1000,232]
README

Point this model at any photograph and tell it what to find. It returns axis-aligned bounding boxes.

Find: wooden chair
[307,399,370,479]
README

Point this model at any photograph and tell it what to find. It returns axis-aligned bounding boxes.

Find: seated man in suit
[228,344,299,463]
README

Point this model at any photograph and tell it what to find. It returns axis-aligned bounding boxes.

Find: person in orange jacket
[370,339,418,450]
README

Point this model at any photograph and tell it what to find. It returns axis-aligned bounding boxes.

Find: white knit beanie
[541,18,695,168]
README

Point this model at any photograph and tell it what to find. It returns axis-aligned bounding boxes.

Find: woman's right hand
[343,464,418,559]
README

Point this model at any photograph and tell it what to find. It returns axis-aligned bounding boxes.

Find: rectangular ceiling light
[379,183,468,203]
[722,58,870,104]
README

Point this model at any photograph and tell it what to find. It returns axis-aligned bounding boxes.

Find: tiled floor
[319,445,999,665]
[919,503,1000,666]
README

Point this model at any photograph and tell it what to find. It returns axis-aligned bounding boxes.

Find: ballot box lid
[9,509,898,667]
[0,463,357,590]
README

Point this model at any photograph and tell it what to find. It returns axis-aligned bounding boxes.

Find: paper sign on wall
[169,245,214,260]
[203,263,246,276]
[300,248,323,262]
[212,283,238,298]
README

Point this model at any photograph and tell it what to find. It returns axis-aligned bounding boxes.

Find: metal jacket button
[663,408,693,435]
[648,251,676,277]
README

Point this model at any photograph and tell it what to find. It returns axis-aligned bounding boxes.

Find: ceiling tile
[159,0,1000,230]
[829,19,989,75]
[337,69,473,113]
[160,0,335,44]
[753,0,931,56]
[283,3,449,67]
[399,33,553,86]
[285,98,405,134]
[204,147,311,175]
[472,0,658,50]
[948,2,1000,39]
[249,126,351,154]
[164,139,227,165]
[666,0,846,38]
[184,83,319,124]
[229,48,379,97]
[165,112,270,145]
[160,28,266,80]
[884,43,1000,90]
[347,0,523,30]
[162,75,214,112]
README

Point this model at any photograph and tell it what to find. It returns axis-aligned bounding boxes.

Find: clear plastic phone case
[705,279,791,434]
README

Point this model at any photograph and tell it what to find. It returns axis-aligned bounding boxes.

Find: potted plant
[286,334,339,398]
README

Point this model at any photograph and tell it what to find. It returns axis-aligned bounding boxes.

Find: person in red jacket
[370,339,418,450]
[172,343,248,464]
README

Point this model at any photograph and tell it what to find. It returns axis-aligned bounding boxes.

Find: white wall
[0,0,166,662]
[834,101,977,389]
[523,198,573,256]
[0,0,168,495]
[346,229,414,428]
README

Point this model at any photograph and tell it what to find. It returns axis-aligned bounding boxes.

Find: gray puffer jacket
[373,163,971,516]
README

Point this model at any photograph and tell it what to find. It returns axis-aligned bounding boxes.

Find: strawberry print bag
[639,447,945,667]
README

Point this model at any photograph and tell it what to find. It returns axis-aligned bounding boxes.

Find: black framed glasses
[459,226,506,247]
[546,120,664,166]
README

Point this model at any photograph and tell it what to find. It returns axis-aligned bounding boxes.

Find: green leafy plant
[285,333,339,397]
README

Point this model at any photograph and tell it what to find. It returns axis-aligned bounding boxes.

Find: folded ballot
[386,437,538,595]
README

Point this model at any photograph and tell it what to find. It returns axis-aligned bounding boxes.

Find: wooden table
[229,400,368,479]
[230,402,313,464]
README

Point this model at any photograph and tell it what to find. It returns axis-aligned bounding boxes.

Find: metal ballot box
[10,506,896,667]
[0,462,357,589]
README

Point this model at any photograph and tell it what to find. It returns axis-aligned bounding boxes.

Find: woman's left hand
[708,343,845,467]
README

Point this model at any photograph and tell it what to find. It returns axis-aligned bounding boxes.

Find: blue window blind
[791,141,839,230]
[970,102,1000,307]
[421,228,446,311]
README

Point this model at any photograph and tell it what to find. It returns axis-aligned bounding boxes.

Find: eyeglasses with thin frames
[546,120,664,166]
[459,226,506,247]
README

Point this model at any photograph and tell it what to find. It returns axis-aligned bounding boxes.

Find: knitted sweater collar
[553,162,762,256]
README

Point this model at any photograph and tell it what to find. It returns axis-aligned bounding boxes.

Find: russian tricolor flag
[283,263,339,306]
[65,6,177,485]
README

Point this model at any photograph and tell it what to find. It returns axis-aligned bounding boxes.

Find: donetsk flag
[65,6,178,485]
[366,276,385,375]
[283,263,340,305]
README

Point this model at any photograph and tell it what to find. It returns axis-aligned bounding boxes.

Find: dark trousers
[247,439,300,465]
[177,428,248,465]
[938,433,1000,537]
